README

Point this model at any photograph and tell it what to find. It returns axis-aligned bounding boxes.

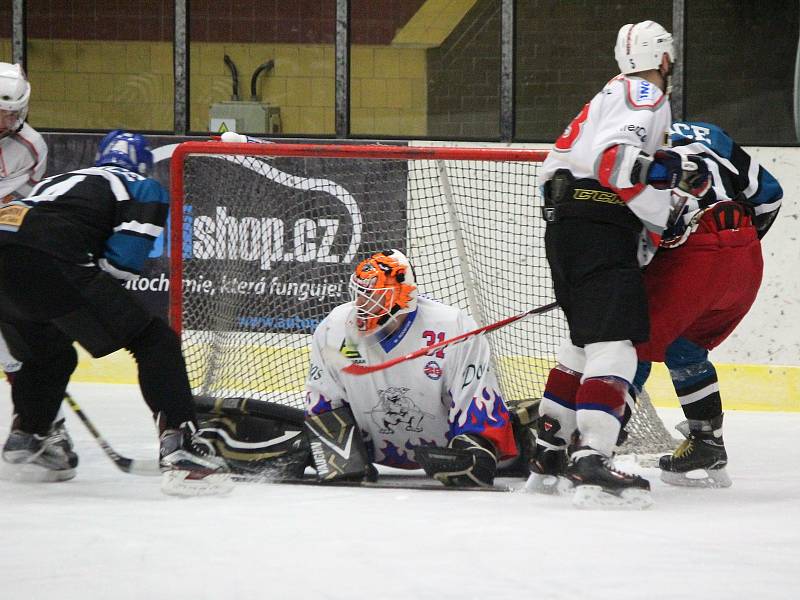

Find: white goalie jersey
[304,296,517,469]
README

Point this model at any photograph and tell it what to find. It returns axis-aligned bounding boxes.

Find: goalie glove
[414,434,498,488]
[304,405,376,483]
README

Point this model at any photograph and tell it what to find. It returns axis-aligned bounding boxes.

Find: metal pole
[335,0,350,138]
[174,0,188,135]
[500,0,515,142]
[11,0,26,68]
[671,0,686,121]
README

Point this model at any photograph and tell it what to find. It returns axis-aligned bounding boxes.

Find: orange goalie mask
[349,249,418,336]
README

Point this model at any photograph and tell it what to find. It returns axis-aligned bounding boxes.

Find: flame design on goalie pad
[349,249,417,336]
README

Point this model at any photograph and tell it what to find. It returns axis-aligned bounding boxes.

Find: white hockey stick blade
[125,460,162,476]
[524,473,574,496]
[572,485,653,510]
[660,467,732,489]
[161,470,234,497]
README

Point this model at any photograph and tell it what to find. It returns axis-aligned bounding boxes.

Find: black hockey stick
[237,474,515,492]
[64,393,161,476]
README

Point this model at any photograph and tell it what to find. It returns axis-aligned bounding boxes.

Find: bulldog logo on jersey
[369,387,431,434]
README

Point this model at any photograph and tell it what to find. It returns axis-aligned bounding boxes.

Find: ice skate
[159,420,233,497]
[1,418,78,482]
[567,448,652,510]
[659,415,731,488]
[525,416,572,495]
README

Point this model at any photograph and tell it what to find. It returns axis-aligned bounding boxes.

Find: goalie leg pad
[304,406,374,483]
[414,434,497,488]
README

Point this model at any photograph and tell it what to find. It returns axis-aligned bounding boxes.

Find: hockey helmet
[95,130,154,175]
[349,249,418,336]
[0,63,31,137]
[614,21,674,75]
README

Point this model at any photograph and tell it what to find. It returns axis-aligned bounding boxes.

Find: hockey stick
[341,301,559,376]
[236,474,514,492]
[64,393,161,476]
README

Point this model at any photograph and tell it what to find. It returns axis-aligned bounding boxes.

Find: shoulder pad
[621,77,667,109]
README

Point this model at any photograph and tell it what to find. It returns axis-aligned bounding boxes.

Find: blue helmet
[94,130,154,175]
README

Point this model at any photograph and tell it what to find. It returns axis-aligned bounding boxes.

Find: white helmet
[614,21,674,75]
[0,62,31,136]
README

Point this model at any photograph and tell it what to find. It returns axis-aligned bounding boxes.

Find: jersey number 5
[422,331,446,359]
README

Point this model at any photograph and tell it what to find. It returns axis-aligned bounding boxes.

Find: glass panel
[0,4,10,63]
[350,0,500,139]
[26,0,175,131]
[189,0,335,136]
[686,0,798,145]
[515,2,671,142]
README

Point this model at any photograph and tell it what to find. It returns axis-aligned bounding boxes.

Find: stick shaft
[343,301,558,375]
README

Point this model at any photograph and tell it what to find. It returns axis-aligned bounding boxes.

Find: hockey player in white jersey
[528,21,711,508]
[0,63,47,381]
[304,249,517,488]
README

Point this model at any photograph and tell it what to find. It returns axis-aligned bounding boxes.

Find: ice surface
[1,382,798,600]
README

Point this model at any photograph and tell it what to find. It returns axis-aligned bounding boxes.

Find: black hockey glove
[641,150,712,197]
[677,155,711,198]
[414,434,498,488]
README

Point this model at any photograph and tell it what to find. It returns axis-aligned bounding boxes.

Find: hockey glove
[677,156,712,198]
[414,434,498,488]
[304,405,375,483]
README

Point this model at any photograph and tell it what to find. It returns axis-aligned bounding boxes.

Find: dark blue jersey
[669,121,782,236]
[0,166,168,279]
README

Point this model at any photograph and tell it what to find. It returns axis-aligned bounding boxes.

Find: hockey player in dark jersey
[0,130,231,495]
[632,121,782,488]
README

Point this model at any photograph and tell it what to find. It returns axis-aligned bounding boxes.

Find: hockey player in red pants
[632,120,782,488]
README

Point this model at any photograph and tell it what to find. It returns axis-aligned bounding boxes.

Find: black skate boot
[524,416,571,495]
[159,419,233,497]
[566,447,652,509]
[1,417,78,482]
[659,414,731,488]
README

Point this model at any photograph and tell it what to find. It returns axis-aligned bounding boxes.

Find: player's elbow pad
[597,144,645,191]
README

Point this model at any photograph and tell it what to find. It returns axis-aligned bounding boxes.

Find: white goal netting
[169,142,675,455]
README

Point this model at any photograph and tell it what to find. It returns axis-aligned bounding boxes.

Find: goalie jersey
[305,296,518,469]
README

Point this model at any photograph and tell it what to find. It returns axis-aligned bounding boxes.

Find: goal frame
[168,141,549,335]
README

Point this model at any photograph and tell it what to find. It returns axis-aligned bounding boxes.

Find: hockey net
[169,141,676,456]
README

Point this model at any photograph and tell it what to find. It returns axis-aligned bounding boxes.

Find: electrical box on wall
[209,55,281,134]
[209,101,282,134]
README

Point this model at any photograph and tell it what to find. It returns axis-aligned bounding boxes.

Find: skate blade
[660,467,732,488]
[524,473,573,496]
[572,485,653,510]
[0,461,76,483]
[161,470,234,497]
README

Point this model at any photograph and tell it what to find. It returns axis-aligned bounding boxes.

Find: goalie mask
[94,130,154,175]
[0,63,31,139]
[349,249,418,337]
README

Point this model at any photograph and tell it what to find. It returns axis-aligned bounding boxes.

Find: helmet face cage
[94,130,154,175]
[349,250,417,336]
[0,62,31,137]
[614,21,674,75]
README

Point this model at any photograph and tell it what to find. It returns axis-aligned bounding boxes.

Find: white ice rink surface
[1,382,798,600]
